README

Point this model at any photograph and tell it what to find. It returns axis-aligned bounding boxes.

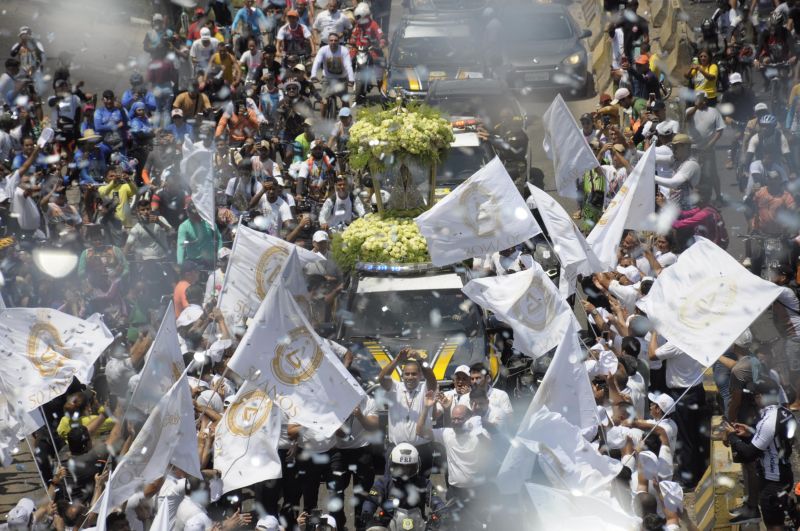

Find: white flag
[586,145,656,267]
[526,184,606,296]
[227,282,365,437]
[0,379,43,467]
[462,261,578,357]
[542,94,599,199]
[526,482,639,530]
[415,157,541,266]
[149,497,171,531]
[218,225,323,326]
[128,302,185,415]
[214,380,282,493]
[637,237,783,366]
[181,138,215,228]
[0,308,114,412]
[93,373,202,514]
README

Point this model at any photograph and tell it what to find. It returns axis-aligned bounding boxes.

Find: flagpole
[39,406,73,503]
[23,435,53,503]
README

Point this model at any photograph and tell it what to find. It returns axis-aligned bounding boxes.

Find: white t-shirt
[190,40,216,69]
[176,497,214,530]
[431,425,491,488]
[655,342,705,389]
[751,405,789,481]
[313,10,353,41]
[255,195,294,235]
[486,387,513,425]
[387,380,432,445]
[608,279,640,314]
[336,396,380,449]
[239,49,264,77]
[157,474,187,531]
[12,181,41,231]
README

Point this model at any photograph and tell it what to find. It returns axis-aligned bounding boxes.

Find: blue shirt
[232,6,270,36]
[73,144,112,185]
[165,121,194,143]
[121,90,158,112]
[93,105,129,134]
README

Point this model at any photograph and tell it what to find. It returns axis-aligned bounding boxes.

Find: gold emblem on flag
[458,184,499,237]
[510,274,555,331]
[255,246,289,299]
[26,312,68,377]
[677,276,738,330]
[272,327,324,385]
[226,389,272,437]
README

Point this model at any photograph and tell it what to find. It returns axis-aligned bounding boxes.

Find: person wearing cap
[329,105,353,156]
[297,140,336,201]
[306,229,342,283]
[294,117,316,160]
[190,27,216,73]
[165,108,194,143]
[1,498,37,530]
[720,71,755,169]
[651,133,697,209]
[277,9,316,60]
[255,515,283,531]
[232,0,271,54]
[435,365,472,422]
[609,87,638,130]
[686,91,725,203]
[172,81,212,123]
[723,378,795,529]
[628,54,661,100]
[10,26,44,74]
[310,32,355,119]
[319,176,365,229]
[313,0,352,46]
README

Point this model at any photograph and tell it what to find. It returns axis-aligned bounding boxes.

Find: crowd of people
[2,0,800,529]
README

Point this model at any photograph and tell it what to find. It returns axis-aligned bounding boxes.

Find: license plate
[429,71,448,81]
[524,71,549,81]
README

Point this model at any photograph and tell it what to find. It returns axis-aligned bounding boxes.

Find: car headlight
[563,53,583,66]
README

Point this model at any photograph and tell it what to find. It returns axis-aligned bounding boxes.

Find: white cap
[171,108,184,117]
[729,72,743,85]
[312,230,329,243]
[755,102,769,112]
[611,87,630,105]
[655,121,675,136]
[255,515,280,531]
[454,364,471,376]
[218,246,232,259]
[176,304,204,327]
[293,63,306,72]
[734,328,753,348]
[197,390,224,414]
[648,391,676,416]
[6,498,35,528]
[638,450,659,480]
[200,27,211,40]
[185,514,211,531]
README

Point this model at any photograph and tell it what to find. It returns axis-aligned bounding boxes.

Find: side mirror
[580,29,592,39]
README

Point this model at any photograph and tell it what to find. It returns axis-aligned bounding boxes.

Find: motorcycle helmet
[354,2,371,24]
[389,443,419,480]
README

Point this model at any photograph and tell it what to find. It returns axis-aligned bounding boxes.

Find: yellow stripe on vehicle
[405,69,421,92]
[432,343,458,380]
[364,341,400,381]
[489,344,500,380]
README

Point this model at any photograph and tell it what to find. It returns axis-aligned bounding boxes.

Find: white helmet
[354,2,371,23]
[389,443,419,480]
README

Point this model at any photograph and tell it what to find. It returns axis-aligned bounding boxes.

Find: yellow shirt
[98,180,137,228]
[57,412,115,441]
[691,63,718,100]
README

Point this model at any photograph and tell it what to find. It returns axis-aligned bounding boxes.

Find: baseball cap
[313,230,329,243]
[454,365,471,376]
[176,304,204,327]
[599,92,612,105]
[634,54,649,65]
[293,63,306,72]
[18,26,31,37]
[655,121,675,136]
[303,117,315,127]
[611,87,630,105]
[729,72,743,85]
[659,481,684,513]
[195,6,206,14]
[734,328,753,348]
[6,498,35,529]
[754,102,768,113]
[152,13,164,21]
[648,391,675,415]
[171,108,184,117]
[255,515,280,531]
[670,133,691,145]
[338,107,352,118]
[287,9,300,17]
[200,27,211,40]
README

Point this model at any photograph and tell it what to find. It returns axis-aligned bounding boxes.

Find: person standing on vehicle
[378,348,439,477]
[656,133,699,209]
[469,363,513,426]
[723,379,797,530]
[686,92,725,204]
[434,365,473,422]
[313,0,352,47]
[311,33,354,119]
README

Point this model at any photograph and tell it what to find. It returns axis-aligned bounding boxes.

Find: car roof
[428,79,512,98]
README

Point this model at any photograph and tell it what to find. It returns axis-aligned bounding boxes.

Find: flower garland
[331,214,430,271]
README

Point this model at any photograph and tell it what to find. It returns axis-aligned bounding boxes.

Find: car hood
[388,65,484,92]
[347,333,485,385]
[501,39,580,66]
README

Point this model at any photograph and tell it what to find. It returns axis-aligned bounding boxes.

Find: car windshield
[348,288,481,338]
[395,36,480,66]
[431,97,516,127]
[502,13,574,41]
[438,145,492,187]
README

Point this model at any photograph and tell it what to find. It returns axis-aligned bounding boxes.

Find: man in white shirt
[8,143,42,237]
[310,32,354,118]
[435,364,472,423]
[190,28,216,73]
[379,348,438,476]
[248,176,294,236]
[648,334,708,488]
[318,176,365,229]
[313,0,352,45]
[469,363,512,426]
[417,394,492,518]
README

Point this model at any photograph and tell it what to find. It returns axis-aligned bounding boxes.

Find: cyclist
[296,140,336,202]
[232,0,271,55]
[310,32,354,119]
[358,443,446,530]
[754,12,797,97]
[276,10,317,66]
[743,114,796,183]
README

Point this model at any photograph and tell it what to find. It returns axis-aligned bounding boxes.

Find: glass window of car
[501,13,574,41]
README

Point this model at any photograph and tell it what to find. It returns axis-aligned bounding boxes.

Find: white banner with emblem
[415,157,541,266]
[0,308,114,412]
[227,280,365,437]
[586,145,656,268]
[462,260,578,358]
[214,380,282,493]
[637,237,783,366]
[217,225,323,327]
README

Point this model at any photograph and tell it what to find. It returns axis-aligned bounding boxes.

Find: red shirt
[349,20,386,59]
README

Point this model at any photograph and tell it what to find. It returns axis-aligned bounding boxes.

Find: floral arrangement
[332,214,430,271]
[348,102,454,173]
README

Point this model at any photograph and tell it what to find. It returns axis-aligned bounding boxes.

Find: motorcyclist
[744,169,796,273]
[358,443,445,530]
[349,3,388,82]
